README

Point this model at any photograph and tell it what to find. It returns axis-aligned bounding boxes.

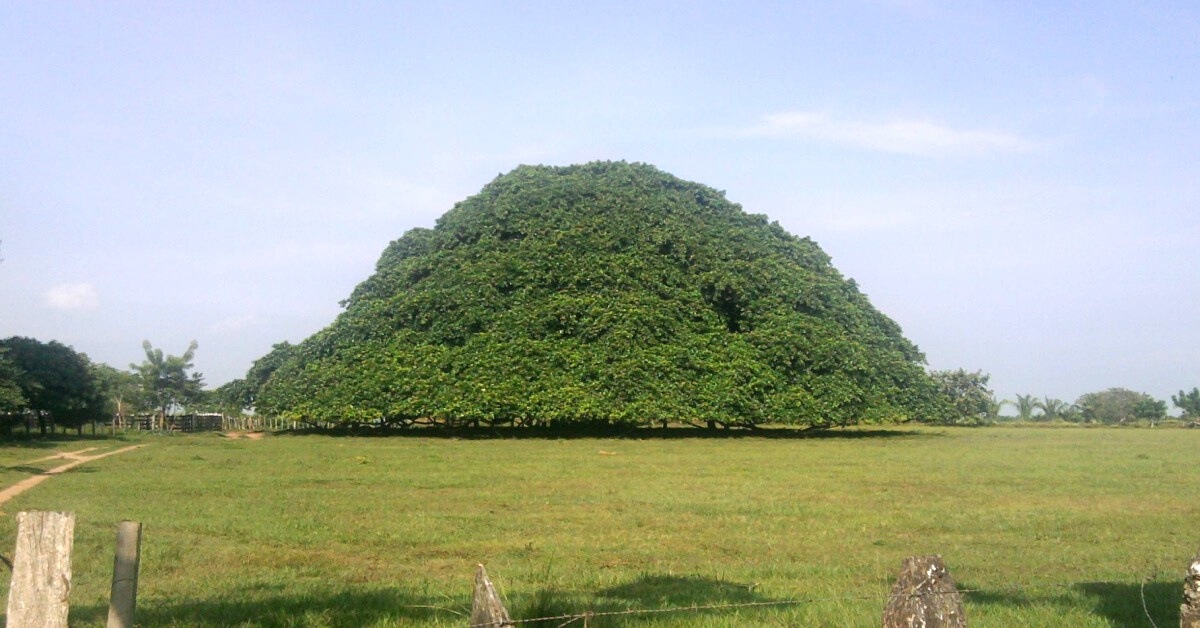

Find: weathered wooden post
[882,555,966,628]
[6,511,75,628]
[1183,546,1200,628]
[470,564,512,627]
[106,521,143,628]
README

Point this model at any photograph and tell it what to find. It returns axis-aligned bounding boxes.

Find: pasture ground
[0,425,1195,626]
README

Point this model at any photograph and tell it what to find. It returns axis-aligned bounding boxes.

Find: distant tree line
[3,332,1193,434]
[927,368,1195,427]
[0,336,209,435]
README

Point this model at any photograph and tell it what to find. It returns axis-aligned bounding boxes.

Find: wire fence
[462,566,1182,628]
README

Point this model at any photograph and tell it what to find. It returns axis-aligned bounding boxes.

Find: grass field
[0,426,1196,626]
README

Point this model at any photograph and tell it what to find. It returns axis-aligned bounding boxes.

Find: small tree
[1172,388,1200,418]
[133,340,204,429]
[929,369,995,425]
[92,364,143,428]
[1060,402,1084,423]
[1133,396,1167,427]
[1075,388,1164,425]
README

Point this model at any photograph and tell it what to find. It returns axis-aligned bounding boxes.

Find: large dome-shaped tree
[254,161,939,428]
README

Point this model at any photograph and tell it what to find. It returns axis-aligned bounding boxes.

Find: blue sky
[2,2,1197,409]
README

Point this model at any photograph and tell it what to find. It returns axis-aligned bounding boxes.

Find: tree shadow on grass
[959,579,1179,626]
[1075,580,1179,627]
[2,465,100,475]
[2,465,59,475]
[599,573,767,607]
[0,433,136,448]
[285,424,936,442]
[60,575,781,627]
[67,588,470,627]
[513,573,780,626]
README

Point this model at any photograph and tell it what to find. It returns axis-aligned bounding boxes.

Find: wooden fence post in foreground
[6,511,75,628]
[470,564,512,627]
[1183,546,1200,628]
[881,555,966,628]
[106,521,143,628]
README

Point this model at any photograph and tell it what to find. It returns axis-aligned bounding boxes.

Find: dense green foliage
[0,336,107,433]
[1074,387,1166,425]
[0,348,26,413]
[257,162,939,428]
[928,369,995,424]
[1173,387,1200,417]
[215,341,295,415]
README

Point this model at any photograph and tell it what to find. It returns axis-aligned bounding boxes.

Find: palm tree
[132,340,201,430]
[987,397,1011,421]
[1034,397,1070,422]
[1014,394,1038,421]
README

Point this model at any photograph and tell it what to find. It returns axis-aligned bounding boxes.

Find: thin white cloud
[44,283,99,311]
[749,111,1035,156]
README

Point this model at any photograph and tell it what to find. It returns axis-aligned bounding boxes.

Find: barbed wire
[1141,572,1160,628]
[464,575,1172,628]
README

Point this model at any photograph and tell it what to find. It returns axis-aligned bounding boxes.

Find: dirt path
[0,445,145,509]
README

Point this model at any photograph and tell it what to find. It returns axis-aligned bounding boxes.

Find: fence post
[6,511,75,628]
[106,521,143,628]
[881,555,966,628]
[470,564,512,627]
[1184,546,1200,628]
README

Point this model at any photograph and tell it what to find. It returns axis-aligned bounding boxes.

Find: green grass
[0,426,1195,626]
